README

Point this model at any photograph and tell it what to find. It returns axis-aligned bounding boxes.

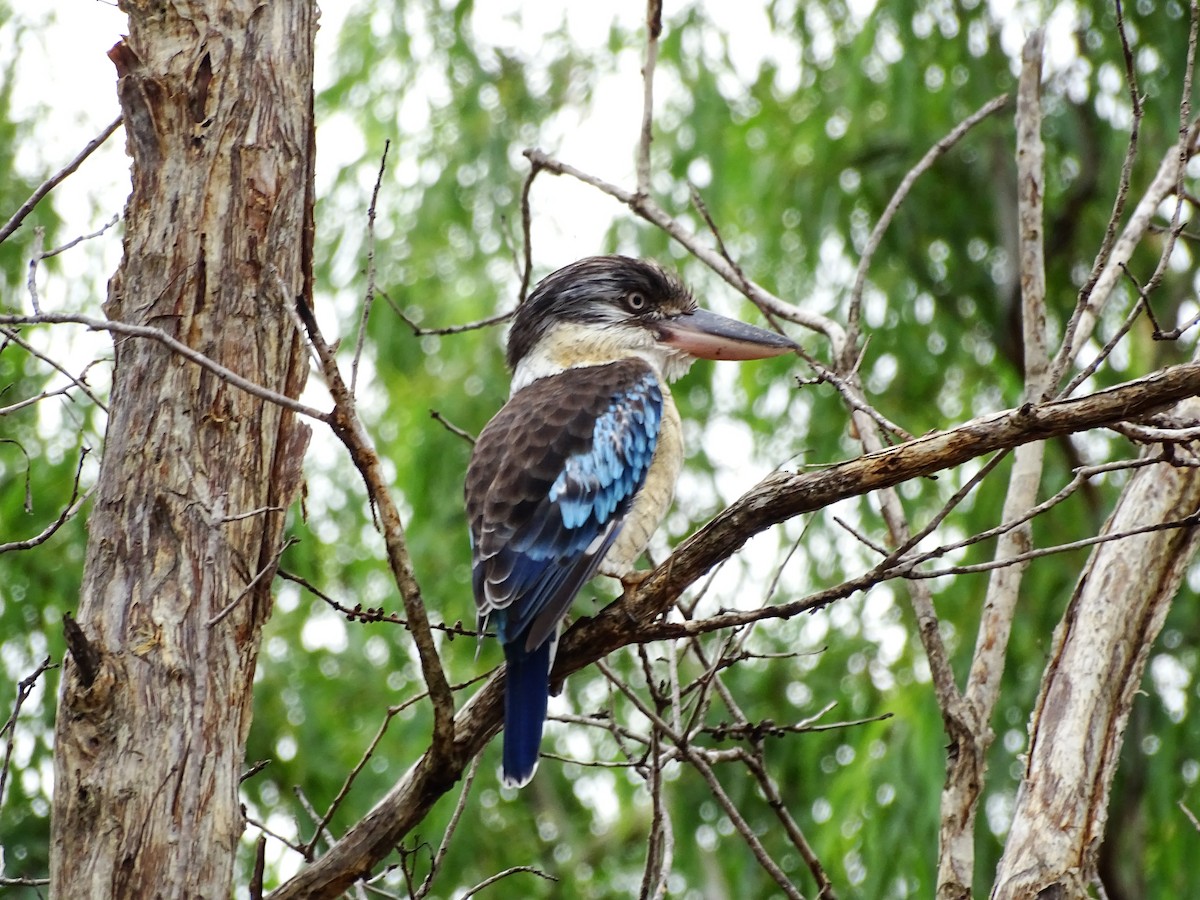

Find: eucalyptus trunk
[49,1,315,895]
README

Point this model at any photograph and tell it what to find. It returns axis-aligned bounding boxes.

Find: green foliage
[4,0,1200,897]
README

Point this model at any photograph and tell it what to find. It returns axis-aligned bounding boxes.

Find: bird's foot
[619,569,651,598]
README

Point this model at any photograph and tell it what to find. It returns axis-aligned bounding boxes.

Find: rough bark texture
[49,1,314,897]
[992,398,1200,899]
[938,32,1048,898]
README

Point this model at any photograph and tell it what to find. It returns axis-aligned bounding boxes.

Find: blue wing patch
[465,360,664,652]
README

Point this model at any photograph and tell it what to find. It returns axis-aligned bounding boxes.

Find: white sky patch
[1150,653,1191,723]
[300,608,349,653]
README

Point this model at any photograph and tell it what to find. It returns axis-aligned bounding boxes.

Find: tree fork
[49,1,315,896]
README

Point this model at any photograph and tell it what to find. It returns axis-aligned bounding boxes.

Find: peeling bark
[49,2,315,896]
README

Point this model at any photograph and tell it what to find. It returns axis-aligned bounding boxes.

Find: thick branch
[993,398,1200,898]
[939,30,1049,898]
[269,359,1200,898]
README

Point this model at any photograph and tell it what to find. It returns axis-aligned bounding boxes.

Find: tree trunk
[49,1,314,896]
[992,399,1200,898]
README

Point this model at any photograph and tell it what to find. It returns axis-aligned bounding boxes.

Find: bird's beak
[658,308,797,360]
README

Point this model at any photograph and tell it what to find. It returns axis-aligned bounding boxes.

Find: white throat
[510,322,695,394]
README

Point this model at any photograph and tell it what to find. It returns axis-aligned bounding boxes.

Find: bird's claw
[619,569,651,598]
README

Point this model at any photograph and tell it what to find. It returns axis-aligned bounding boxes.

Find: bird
[465,255,796,787]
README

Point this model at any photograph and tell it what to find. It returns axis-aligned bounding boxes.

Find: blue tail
[502,637,554,788]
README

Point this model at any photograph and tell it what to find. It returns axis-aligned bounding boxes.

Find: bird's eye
[626,291,647,312]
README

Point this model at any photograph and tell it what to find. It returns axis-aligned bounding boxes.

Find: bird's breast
[598,383,683,577]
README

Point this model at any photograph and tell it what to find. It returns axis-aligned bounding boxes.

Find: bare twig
[0,326,110,412]
[413,757,480,899]
[1054,124,1196,387]
[845,92,1010,365]
[0,115,123,246]
[518,160,542,303]
[1063,292,1147,395]
[290,293,456,761]
[41,213,121,260]
[0,655,57,812]
[524,147,846,351]
[246,812,310,858]
[1137,0,1197,303]
[383,289,514,336]
[636,0,663,197]
[461,867,558,898]
[0,313,331,422]
[0,875,51,887]
[740,748,837,899]
[911,512,1200,579]
[1179,800,1200,833]
[429,408,476,444]
[250,835,268,900]
[277,568,480,639]
[207,537,297,627]
[352,141,391,396]
[25,226,44,313]
[0,448,93,555]
[1110,420,1200,443]
[596,659,805,899]
[1048,0,1147,394]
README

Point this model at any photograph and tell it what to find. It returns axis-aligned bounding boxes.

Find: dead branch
[290,294,457,767]
[267,354,1200,899]
[0,313,330,423]
[0,115,122,246]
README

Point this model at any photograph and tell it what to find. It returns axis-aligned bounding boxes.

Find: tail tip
[501,759,539,789]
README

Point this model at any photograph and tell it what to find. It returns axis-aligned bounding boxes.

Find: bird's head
[507,255,796,391]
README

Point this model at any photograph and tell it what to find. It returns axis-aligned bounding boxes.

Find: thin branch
[1054,123,1196,387]
[909,512,1200,579]
[25,226,44,314]
[1063,292,1147,395]
[246,813,311,859]
[1048,0,1147,393]
[383,288,514,337]
[207,537,297,627]
[413,757,480,899]
[290,292,456,758]
[518,160,542,303]
[794,348,915,442]
[0,313,331,423]
[739,748,837,900]
[0,448,93,555]
[1179,800,1200,833]
[524,147,846,351]
[429,408,476,445]
[461,867,558,898]
[1110,420,1200,443]
[596,660,805,899]
[352,142,390,396]
[41,213,121,260]
[0,115,123,246]
[0,326,110,412]
[303,705,407,858]
[845,92,1010,364]
[0,875,51,887]
[1138,0,1197,302]
[636,0,663,197]
[704,711,893,741]
[0,656,57,812]
[277,568,480,639]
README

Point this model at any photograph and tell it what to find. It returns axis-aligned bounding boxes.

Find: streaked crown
[506,255,696,369]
